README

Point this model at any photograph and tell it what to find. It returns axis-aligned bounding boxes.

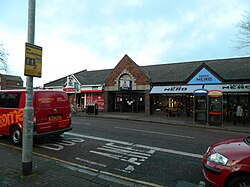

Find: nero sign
[188,68,222,84]
[150,85,202,94]
[222,84,250,90]
[164,86,187,91]
[204,84,250,92]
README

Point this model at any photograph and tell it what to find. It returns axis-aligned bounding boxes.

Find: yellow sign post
[24,43,42,77]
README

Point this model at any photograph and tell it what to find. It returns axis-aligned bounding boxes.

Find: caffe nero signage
[205,84,250,92]
[188,68,222,84]
[150,85,202,94]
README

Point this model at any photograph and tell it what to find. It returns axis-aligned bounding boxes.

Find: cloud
[1,0,250,87]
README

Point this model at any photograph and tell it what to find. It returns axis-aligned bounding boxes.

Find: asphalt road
[1,116,248,187]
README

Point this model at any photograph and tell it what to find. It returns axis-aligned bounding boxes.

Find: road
[1,116,248,187]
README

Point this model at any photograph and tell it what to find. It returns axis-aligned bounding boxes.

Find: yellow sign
[24,43,43,77]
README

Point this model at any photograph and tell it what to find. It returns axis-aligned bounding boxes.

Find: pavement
[0,112,249,187]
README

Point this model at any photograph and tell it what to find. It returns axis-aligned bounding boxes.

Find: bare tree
[0,43,9,73]
[235,10,250,51]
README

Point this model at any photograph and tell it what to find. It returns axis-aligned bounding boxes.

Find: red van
[0,90,72,144]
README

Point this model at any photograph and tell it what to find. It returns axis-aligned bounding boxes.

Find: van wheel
[11,127,22,145]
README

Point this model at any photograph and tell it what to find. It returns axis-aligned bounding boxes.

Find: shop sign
[188,68,221,84]
[150,85,202,94]
[120,80,132,90]
[86,94,104,109]
[205,84,250,92]
[63,88,75,93]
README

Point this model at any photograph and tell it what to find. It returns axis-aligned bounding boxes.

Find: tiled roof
[44,56,250,87]
[44,69,112,87]
[142,57,250,83]
[5,74,23,82]
[75,69,112,85]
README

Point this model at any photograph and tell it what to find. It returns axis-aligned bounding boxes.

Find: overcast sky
[0,0,250,87]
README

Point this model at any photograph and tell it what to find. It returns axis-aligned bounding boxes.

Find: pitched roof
[141,57,250,83]
[44,69,112,87]
[44,56,250,87]
[1,74,23,82]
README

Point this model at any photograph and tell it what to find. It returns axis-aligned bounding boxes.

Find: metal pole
[22,0,35,176]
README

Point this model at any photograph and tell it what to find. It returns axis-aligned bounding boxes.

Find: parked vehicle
[0,90,72,144]
[202,136,250,187]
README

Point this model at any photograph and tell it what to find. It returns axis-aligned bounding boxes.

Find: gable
[187,64,223,85]
[104,54,150,86]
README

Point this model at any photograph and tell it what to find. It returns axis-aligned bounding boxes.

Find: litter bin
[94,104,98,115]
[86,104,95,114]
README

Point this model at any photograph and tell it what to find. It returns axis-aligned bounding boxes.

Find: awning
[204,84,250,93]
[150,85,203,94]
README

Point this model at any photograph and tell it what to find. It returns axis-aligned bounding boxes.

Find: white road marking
[134,144,203,159]
[115,127,194,139]
[54,140,76,146]
[90,150,123,160]
[64,138,85,143]
[91,142,155,172]
[75,157,107,167]
[199,181,206,187]
[97,147,149,160]
[35,137,84,151]
[66,132,132,145]
[72,122,91,125]
[36,143,64,151]
[106,142,156,155]
[65,132,203,159]
[115,165,135,173]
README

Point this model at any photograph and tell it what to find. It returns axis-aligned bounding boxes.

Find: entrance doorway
[114,93,145,113]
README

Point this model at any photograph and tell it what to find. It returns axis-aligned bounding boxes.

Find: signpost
[22,0,42,176]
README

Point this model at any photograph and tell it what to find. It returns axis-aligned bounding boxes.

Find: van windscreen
[0,93,21,108]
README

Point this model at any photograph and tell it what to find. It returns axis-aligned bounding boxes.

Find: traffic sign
[24,43,42,77]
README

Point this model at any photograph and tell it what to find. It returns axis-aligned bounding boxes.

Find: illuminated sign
[205,84,250,92]
[150,85,202,94]
[188,68,221,84]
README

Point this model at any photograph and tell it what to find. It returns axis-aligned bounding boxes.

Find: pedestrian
[236,104,243,125]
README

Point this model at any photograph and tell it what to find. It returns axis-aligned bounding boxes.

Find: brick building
[0,74,23,90]
[44,54,250,122]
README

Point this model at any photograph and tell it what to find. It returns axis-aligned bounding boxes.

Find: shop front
[150,85,201,116]
[112,92,145,113]
[150,83,250,124]
[43,54,250,121]
[81,87,105,112]
[205,84,250,123]
[104,55,151,114]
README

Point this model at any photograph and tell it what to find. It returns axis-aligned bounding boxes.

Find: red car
[202,136,250,187]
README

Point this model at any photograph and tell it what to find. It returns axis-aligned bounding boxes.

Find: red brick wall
[105,54,150,86]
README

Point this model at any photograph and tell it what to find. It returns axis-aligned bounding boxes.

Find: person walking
[236,104,243,125]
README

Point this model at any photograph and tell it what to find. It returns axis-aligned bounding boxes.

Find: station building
[44,54,250,122]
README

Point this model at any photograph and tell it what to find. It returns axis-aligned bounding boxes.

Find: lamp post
[22,0,36,176]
